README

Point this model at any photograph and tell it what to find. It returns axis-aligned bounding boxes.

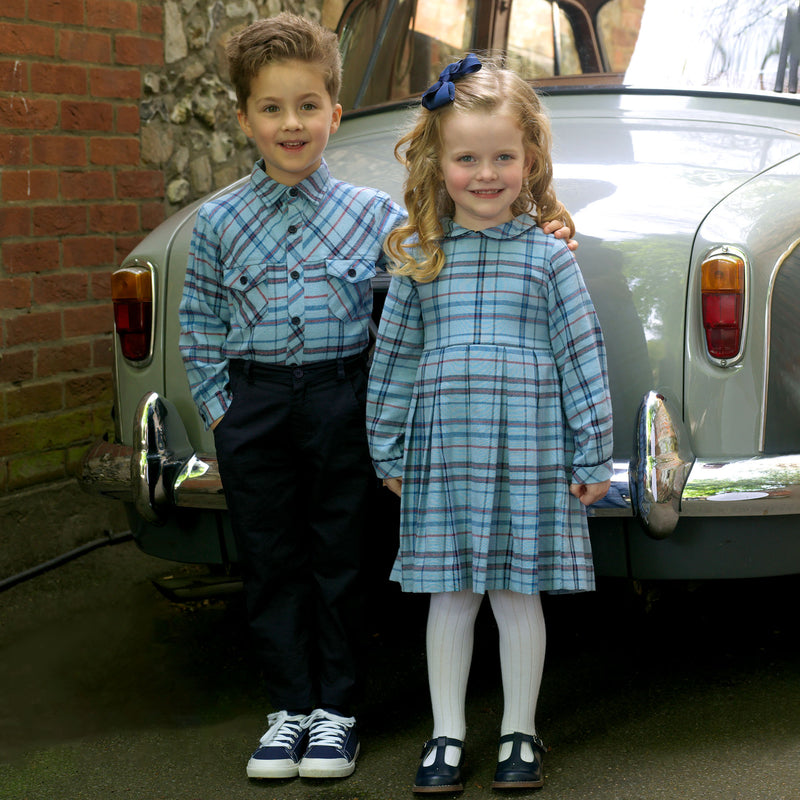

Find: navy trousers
[214,353,372,712]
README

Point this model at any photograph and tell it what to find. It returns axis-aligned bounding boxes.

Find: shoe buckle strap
[420,736,464,761]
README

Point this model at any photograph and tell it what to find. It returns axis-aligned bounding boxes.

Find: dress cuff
[571,460,613,486]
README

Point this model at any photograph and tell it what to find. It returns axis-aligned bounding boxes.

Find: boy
[178,13,405,780]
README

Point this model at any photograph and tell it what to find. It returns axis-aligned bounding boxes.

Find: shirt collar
[443,213,537,240]
[250,159,331,207]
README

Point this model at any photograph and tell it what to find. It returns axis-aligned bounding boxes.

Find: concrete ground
[1,482,800,799]
[0,479,129,581]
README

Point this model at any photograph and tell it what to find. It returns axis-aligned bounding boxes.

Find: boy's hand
[542,219,578,252]
[383,477,402,497]
[570,479,611,506]
[210,415,224,431]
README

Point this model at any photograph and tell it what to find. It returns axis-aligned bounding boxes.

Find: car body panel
[688,156,800,455]
[546,92,800,458]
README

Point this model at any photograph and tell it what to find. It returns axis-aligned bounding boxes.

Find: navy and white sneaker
[246,710,308,779]
[298,708,360,778]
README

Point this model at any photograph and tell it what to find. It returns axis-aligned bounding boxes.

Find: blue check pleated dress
[367,215,613,595]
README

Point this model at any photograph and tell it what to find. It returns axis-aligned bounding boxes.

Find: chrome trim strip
[681,456,800,516]
[82,443,800,519]
[79,390,800,530]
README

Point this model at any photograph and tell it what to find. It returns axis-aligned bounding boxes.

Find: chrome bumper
[80,392,226,524]
[80,390,800,537]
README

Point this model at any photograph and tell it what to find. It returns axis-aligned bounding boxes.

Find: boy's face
[237,59,342,186]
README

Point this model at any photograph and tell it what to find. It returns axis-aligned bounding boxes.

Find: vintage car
[80,0,800,582]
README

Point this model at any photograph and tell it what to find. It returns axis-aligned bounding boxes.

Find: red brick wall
[0,0,166,492]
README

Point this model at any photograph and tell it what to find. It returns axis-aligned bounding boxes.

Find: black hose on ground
[0,530,134,594]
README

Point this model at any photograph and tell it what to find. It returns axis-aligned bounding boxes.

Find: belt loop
[244,361,253,383]
[337,358,345,379]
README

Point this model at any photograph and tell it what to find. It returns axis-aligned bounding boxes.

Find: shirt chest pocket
[326,259,375,322]
[223,262,280,328]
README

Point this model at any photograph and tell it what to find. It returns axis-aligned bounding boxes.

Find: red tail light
[701,252,745,361]
[111,266,153,362]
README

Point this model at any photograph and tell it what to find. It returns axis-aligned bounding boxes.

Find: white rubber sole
[298,744,360,778]
[246,757,300,779]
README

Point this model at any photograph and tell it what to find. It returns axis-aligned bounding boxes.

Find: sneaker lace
[259,710,305,747]
[305,709,355,748]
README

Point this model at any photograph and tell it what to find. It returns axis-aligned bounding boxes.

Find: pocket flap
[326,259,375,284]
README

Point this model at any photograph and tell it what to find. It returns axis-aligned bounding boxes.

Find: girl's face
[439,107,532,231]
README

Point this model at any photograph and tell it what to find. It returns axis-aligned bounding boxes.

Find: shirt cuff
[372,457,403,481]
[199,393,230,431]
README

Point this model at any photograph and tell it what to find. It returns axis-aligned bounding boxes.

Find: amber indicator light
[111,267,153,361]
[701,254,745,361]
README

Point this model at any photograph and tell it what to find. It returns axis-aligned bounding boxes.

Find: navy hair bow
[421,53,482,110]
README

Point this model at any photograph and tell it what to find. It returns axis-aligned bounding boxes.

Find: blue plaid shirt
[179,159,406,428]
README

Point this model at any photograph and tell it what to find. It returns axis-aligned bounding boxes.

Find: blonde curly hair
[385,60,574,283]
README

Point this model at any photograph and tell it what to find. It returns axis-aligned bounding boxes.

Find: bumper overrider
[80,392,225,524]
[79,390,800,538]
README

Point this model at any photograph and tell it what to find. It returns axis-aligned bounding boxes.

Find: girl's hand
[542,219,579,252]
[569,479,611,506]
[383,477,403,497]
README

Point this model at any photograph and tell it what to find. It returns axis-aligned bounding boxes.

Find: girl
[366,55,613,793]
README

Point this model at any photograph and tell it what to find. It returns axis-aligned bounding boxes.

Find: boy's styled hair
[226,12,343,111]
[385,60,574,283]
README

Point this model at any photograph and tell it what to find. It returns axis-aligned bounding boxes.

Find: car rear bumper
[80,392,226,524]
[79,390,800,538]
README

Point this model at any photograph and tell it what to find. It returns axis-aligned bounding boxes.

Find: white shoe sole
[246,758,300,779]
[298,744,360,778]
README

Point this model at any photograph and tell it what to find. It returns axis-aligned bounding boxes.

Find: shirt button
[289,187,298,197]
[288,225,298,234]
[239,276,247,285]
[291,316,301,326]
[347,268,357,277]
[290,270,299,280]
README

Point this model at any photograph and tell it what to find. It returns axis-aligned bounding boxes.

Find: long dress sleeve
[546,246,614,486]
[366,274,425,480]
